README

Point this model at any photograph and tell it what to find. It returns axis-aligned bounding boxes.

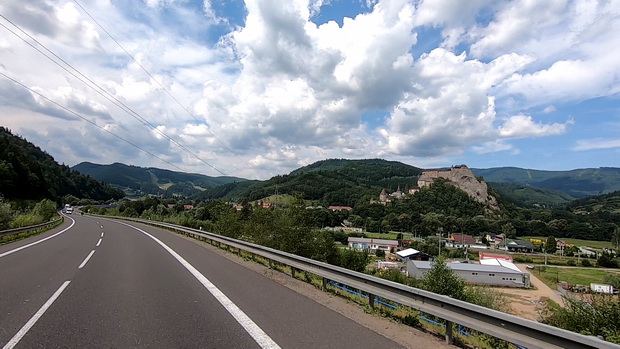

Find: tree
[545,236,557,254]
[32,199,57,221]
[421,256,467,300]
[338,248,370,272]
[501,223,516,239]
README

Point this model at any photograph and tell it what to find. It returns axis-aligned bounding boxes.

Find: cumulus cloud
[498,115,571,138]
[379,48,537,156]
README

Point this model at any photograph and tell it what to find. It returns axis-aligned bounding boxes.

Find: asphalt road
[0,214,406,348]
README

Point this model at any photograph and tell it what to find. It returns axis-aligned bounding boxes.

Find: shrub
[10,213,43,228]
[581,259,592,267]
[541,295,620,344]
[465,286,508,312]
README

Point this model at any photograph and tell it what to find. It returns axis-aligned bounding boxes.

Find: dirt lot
[495,264,565,321]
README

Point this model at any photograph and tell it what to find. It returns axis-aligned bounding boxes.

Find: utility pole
[437,227,443,257]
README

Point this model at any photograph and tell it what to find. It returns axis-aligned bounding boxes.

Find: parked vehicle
[590,283,614,294]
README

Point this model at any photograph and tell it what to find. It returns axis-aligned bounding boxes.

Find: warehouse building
[407,260,530,288]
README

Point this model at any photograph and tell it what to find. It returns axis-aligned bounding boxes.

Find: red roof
[328,206,353,211]
[479,252,513,262]
[450,234,476,244]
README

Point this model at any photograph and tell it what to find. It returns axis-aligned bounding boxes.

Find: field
[531,266,620,288]
[521,236,613,249]
[363,232,399,239]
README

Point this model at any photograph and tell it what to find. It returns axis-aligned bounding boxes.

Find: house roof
[479,252,513,262]
[450,234,476,244]
[479,258,521,272]
[409,260,523,274]
[396,248,421,257]
[505,239,536,249]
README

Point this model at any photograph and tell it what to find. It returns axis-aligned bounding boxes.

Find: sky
[0,0,619,180]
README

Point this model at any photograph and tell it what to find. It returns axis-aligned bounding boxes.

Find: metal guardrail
[105,216,618,349]
[0,217,63,238]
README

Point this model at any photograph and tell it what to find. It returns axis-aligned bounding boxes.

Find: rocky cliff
[423,165,500,212]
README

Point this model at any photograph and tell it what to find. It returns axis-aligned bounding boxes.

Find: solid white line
[78,250,95,269]
[3,281,71,349]
[117,221,280,349]
[96,238,102,247]
[0,217,75,258]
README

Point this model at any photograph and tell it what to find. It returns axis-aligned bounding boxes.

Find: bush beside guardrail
[0,217,63,238]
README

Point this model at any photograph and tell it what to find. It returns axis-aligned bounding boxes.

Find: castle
[376,165,499,211]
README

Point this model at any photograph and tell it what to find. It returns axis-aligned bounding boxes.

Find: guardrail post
[445,320,453,344]
[268,259,273,269]
[291,267,296,278]
[368,294,375,308]
[322,277,328,291]
[237,248,242,257]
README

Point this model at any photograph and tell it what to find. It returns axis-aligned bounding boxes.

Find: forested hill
[566,190,620,214]
[72,162,246,197]
[0,127,124,201]
[289,158,422,179]
[234,159,422,205]
[472,167,620,198]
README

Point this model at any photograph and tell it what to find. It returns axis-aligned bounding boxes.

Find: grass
[363,232,399,239]
[521,236,613,249]
[532,266,620,288]
[159,182,174,190]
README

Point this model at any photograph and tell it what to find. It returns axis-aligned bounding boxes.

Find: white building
[347,237,398,252]
[407,260,530,288]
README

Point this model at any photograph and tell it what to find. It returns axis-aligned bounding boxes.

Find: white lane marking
[117,221,280,349]
[0,218,75,258]
[101,232,104,237]
[3,281,71,349]
[78,250,95,269]
[96,238,102,247]
[100,225,103,229]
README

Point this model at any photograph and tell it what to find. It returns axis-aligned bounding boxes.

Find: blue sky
[0,0,619,179]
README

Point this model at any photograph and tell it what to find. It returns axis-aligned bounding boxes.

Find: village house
[449,234,476,247]
[347,237,398,252]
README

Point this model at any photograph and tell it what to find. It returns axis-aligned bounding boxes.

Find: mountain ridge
[72,162,245,197]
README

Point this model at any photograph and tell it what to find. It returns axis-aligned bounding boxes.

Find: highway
[0,214,408,348]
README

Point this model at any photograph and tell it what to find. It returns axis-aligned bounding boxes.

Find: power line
[72,0,245,165]
[0,14,228,176]
[0,72,188,173]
